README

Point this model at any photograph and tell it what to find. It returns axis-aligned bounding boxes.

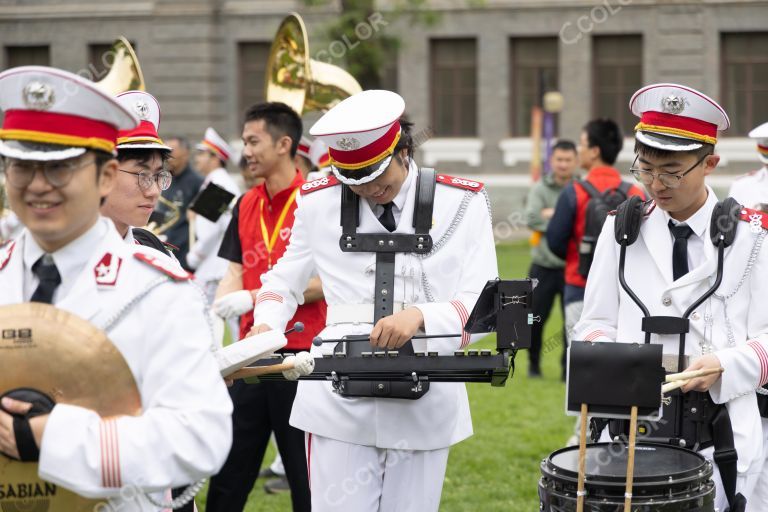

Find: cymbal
[0,303,142,510]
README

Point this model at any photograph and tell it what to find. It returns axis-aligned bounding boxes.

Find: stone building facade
[0,0,766,175]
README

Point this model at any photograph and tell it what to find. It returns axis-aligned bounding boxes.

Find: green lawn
[197,242,573,511]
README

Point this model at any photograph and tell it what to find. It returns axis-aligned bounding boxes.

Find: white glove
[212,290,254,318]
[282,352,316,381]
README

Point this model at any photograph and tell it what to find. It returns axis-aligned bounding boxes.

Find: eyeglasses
[1,157,96,189]
[118,169,172,191]
[629,152,710,189]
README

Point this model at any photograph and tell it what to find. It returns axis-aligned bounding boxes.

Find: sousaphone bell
[95,36,145,95]
[266,13,362,114]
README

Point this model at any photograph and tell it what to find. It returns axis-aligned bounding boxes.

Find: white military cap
[309,138,330,169]
[309,90,405,185]
[196,127,232,163]
[0,66,138,161]
[296,135,312,161]
[748,122,768,165]
[629,83,730,151]
[115,91,171,152]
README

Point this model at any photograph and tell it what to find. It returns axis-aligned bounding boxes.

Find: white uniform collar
[23,218,108,289]
[662,185,718,239]
[123,226,136,245]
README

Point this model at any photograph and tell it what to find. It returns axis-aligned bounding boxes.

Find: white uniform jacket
[729,167,767,212]
[187,167,240,282]
[574,189,768,473]
[252,163,499,450]
[0,218,233,509]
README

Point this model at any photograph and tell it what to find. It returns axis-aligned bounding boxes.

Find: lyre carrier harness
[334,167,437,399]
[602,195,745,510]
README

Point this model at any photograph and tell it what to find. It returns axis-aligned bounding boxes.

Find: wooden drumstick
[229,361,295,380]
[624,405,638,512]
[661,379,689,394]
[665,367,723,383]
[576,403,588,512]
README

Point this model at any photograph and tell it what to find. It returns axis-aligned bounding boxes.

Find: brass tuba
[266,13,362,115]
[146,195,181,237]
[95,36,145,94]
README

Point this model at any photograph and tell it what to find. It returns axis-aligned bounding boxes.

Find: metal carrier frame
[256,278,534,391]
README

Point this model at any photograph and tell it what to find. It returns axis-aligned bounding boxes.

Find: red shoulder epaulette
[300,175,339,195]
[134,252,192,281]
[436,174,484,192]
[739,207,768,231]
[0,240,16,271]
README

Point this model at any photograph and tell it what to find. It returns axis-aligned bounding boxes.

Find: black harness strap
[336,169,436,399]
[712,406,745,511]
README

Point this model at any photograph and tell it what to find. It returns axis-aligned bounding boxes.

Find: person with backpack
[545,118,645,346]
[525,139,578,379]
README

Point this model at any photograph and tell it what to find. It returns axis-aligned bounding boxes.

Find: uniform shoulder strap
[300,175,339,195]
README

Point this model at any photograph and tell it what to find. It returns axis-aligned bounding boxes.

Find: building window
[5,45,50,69]
[510,37,559,137]
[238,42,271,118]
[379,48,398,94]
[722,33,768,135]
[430,39,477,137]
[592,35,643,137]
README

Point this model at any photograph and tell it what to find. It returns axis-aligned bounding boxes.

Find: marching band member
[101,90,176,257]
[729,122,768,213]
[574,83,768,511]
[188,127,240,303]
[0,66,232,510]
[249,90,498,512]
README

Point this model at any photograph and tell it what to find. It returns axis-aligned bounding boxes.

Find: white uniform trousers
[307,433,449,512]
[748,418,768,510]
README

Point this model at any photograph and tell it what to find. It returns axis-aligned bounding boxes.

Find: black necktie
[378,202,396,232]
[668,220,694,280]
[31,254,61,304]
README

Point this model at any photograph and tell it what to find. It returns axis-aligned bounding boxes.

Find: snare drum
[539,442,714,511]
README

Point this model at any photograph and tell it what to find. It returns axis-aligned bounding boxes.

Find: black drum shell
[539,442,715,511]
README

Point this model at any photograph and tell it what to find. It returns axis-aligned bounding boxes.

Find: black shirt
[159,164,203,271]
[218,196,244,263]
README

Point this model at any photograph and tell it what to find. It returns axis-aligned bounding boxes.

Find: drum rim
[541,442,712,488]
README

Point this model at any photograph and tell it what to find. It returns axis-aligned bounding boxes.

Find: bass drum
[539,442,715,511]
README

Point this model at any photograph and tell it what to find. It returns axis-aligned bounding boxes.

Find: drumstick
[661,379,689,394]
[229,361,295,380]
[624,405,638,512]
[665,367,723,383]
[576,403,588,512]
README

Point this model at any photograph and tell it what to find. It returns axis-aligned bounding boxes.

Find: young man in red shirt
[206,103,325,512]
[546,119,645,346]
